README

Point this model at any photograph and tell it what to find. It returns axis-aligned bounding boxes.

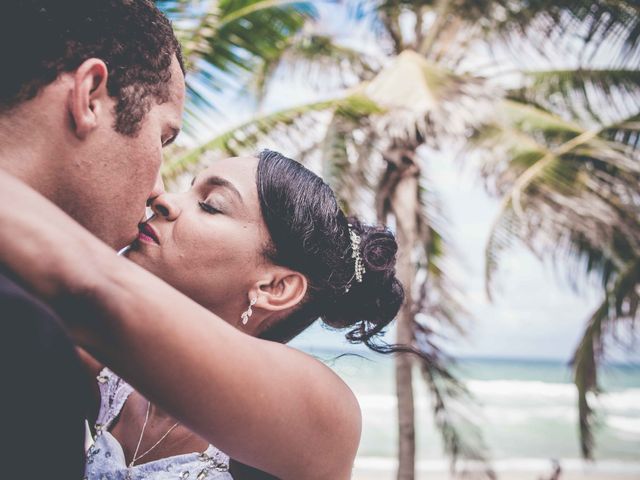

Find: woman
[0,150,404,479]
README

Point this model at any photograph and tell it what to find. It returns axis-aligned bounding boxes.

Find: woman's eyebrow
[195,174,244,204]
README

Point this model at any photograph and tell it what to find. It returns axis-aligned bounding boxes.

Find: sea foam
[355,380,640,432]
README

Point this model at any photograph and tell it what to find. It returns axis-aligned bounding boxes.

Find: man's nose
[150,192,181,221]
[147,174,166,204]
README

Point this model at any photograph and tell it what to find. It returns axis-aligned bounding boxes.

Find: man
[0,1,185,476]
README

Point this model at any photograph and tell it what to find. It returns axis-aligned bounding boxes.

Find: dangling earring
[241,297,257,325]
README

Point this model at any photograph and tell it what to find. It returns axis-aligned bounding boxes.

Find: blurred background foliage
[156,1,640,478]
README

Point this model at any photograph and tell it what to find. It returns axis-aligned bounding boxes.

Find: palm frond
[476,98,640,295]
[483,206,522,300]
[514,69,640,125]
[415,179,468,334]
[600,112,640,151]
[162,93,384,180]
[249,34,379,102]
[319,113,379,214]
[481,150,636,299]
[163,98,334,179]
[177,0,316,70]
[160,0,318,140]
[571,257,640,458]
[320,114,359,213]
[415,324,494,477]
[491,1,640,66]
[499,99,584,145]
[571,294,605,460]
[552,1,640,65]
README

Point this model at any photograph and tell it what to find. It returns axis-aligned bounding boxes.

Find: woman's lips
[137,222,160,245]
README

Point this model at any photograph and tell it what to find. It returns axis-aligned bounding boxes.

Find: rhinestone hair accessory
[345,224,365,293]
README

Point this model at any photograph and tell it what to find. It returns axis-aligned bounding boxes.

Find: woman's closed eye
[198,201,222,214]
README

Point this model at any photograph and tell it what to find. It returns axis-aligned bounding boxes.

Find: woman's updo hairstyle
[256,149,404,352]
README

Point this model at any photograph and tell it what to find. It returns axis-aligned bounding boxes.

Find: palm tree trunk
[382,143,421,480]
[395,291,416,480]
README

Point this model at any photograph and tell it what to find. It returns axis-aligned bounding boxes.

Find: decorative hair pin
[345,224,365,293]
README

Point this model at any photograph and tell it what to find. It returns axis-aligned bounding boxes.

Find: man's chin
[122,239,153,264]
[122,239,142,257]
[111,227,143,253]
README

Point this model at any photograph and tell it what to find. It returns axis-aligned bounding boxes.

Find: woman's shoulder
[282,347,362,475]
[286,346,360,409]
[260,341,362,424]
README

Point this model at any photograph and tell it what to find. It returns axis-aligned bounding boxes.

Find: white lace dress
[84,368,233,480]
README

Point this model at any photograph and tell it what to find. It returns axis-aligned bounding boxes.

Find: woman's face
[126,156,273,325]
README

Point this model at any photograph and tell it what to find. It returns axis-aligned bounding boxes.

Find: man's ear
[252,268,307,314]
[68,59,109,139]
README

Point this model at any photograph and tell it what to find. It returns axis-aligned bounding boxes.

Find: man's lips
[137,222,160,245]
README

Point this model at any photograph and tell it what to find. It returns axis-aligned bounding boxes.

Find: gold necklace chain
[129,401,180,468]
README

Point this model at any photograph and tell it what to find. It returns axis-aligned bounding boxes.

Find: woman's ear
[67,58,109,139]
[252,268,307,314]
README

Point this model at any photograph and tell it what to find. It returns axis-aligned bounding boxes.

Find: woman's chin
[122,243,168,281]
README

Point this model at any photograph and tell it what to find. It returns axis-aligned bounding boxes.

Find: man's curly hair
[1,0,184,136]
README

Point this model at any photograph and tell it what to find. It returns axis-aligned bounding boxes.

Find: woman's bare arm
[0,170,360,479]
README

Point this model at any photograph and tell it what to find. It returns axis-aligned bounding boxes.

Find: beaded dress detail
[85,368,232,480]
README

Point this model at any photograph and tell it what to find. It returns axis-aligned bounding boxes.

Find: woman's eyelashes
[198,201,222,215]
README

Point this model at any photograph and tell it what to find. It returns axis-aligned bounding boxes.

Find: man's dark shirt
[0,270,88,478]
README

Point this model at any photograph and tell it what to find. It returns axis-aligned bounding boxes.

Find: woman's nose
[150,193,180,221]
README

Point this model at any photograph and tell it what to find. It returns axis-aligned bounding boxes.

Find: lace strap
[94,367,134,434]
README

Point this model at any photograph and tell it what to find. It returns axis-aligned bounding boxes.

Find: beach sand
[352,462,640,480]
[352,469,640,480]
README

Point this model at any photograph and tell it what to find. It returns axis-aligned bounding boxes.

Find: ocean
[306,351,640,477]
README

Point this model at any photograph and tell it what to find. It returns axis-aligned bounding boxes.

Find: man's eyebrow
[196,175,244,204]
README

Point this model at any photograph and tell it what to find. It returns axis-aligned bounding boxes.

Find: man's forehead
[169,56,186,104]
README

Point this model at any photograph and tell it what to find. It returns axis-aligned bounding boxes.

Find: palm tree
[160,0,640,475]
[471,25,640,458]
[163,4,496,477]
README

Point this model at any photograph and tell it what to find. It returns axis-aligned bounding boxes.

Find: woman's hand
[0,170,360,479]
